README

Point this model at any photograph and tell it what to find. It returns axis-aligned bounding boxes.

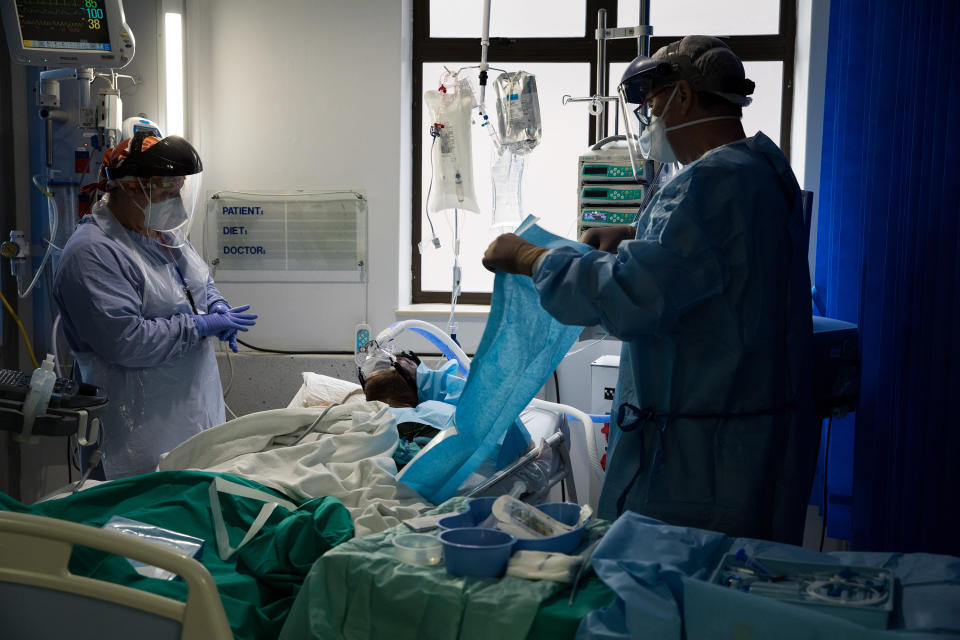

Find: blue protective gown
[53,202,226,478]
[534,133,815,543]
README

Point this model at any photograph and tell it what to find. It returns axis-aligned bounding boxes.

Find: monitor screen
[16,0,111,51]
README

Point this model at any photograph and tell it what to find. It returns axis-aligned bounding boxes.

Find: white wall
[791,0,831,281]
[181,0,488,355]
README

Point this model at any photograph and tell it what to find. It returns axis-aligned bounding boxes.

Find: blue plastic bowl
[437,497,497,531]
[438,527,516,578]
[514,502,585,554]
[438,499,587,555]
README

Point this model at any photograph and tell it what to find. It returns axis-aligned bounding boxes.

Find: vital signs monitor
[1,0,134,69]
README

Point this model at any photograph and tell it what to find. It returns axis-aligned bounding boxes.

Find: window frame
[411,0,797,304]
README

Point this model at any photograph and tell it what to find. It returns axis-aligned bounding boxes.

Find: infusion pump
[1,0,134,69]
[577,148,653,237]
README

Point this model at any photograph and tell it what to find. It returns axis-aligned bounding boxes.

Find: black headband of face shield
[357,351,421,391]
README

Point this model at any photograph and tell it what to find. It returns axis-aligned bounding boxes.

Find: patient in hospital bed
[158,350,541,534]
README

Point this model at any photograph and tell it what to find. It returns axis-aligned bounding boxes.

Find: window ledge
[395,303,490,317]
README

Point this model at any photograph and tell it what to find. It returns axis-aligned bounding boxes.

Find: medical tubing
[448,209,461,337]
[234,339,352,356]
[819,414,834,552]
[291,402,341,446]
[564,334,609,358]
[424,137,440,248]
[222,346,235,397]
[50,314,62,377]
[0,290,39,369]
[378,320,471,375]
[19,176,60,299]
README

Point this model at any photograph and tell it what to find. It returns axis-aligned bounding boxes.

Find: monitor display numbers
[17,0,111,50]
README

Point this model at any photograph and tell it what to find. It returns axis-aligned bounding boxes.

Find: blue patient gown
[53,203,226,478]
[534,133,815,543]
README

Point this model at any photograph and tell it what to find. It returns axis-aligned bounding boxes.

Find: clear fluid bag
[494,71,542,154]
[425,75,480,214]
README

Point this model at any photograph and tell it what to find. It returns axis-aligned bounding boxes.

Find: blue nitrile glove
[208,300,240,347]
[193,305,257,338]
[209,300,230,315]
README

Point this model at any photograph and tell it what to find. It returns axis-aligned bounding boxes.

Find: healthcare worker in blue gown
[483,36,816,544]
[54,132,257,479]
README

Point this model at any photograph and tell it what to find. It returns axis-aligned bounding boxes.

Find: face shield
[617,57,674,179]
[619,83,651,178]
[126,171,202,249]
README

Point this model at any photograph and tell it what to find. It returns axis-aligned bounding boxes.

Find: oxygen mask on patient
[358,345,421,408]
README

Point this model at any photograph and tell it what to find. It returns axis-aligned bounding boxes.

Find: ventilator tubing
[376,320,471,376]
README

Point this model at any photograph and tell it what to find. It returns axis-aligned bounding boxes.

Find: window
[412,0,796,303]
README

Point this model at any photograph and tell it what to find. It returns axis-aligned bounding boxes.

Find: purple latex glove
[193,305,257,338]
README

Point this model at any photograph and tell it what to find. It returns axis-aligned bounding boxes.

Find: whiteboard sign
[206,192,367,282]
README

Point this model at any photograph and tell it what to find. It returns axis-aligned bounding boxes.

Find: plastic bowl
[393,533,443,566]
[439,499,588,555]
[437,497,497,531]
[438,527,516,578]
[514,502,586,554]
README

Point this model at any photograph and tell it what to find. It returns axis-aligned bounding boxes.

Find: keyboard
[0,368,106,409]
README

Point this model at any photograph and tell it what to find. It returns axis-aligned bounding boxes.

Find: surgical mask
[145,197,189,231]
[638,85,739,164]
[133,178,189,231]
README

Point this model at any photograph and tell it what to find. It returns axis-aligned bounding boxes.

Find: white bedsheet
[158,402,433,536]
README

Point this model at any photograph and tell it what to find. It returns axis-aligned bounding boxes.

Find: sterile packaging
[101,516,205,581]
[490,495,572,539]
[493,71,542,153]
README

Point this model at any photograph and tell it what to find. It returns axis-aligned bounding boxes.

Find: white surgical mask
[133,178,189,231]
[639,85,739,164]
[145,197,189,231]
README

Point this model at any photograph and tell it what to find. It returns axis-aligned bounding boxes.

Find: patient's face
[360,356,419,408]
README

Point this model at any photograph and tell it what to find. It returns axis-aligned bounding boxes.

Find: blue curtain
[816,0,960,554]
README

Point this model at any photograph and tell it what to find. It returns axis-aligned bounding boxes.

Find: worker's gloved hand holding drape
[579,224,637,253]
[194,305,257,338]
[482,233,549,276]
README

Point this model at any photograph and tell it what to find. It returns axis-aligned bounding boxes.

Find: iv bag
[425,80,480,215]
[494,72,542,154]
[490,148,525,231]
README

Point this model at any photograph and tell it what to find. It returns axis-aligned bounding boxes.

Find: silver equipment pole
[595,8,608,141]
[639,0,651,57]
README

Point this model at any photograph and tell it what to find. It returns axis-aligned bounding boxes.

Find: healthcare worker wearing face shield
[483,36,816,544]
[53,132,257,479]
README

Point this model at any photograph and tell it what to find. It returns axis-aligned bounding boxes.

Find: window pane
[420,63,590,293]
[607,60,782,147]
[616,0,779,36]
[741,61,782,147]
[431,0,585,38]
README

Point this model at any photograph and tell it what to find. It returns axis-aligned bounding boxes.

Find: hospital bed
[0,510,232,640]
[0,328,602,639]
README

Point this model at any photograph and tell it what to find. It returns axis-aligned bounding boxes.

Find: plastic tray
[709,553,895,629]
